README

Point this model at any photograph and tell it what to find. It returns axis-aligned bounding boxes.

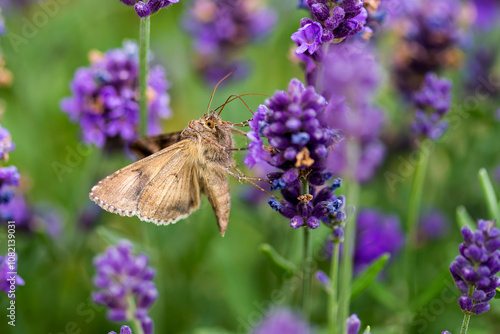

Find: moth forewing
[90,139,202,225]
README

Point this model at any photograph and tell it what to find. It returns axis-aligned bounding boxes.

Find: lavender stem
[139,16,151,137]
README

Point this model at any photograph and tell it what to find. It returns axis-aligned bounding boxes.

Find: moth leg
[228,165,280,199]
[231,165,271,184]
[230,128,248,137]
[229,147,249,151]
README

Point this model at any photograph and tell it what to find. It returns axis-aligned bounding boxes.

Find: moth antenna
[215,93,269,116]
[206,69,236,116]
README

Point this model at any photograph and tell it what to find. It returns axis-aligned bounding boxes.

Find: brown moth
[89,110,243,236]
[89,74,269,236]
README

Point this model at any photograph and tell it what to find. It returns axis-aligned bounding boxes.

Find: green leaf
[456,206,476,230]
[260,243,296,279]
[363,326,372,333]
[495,288,500,299]
[478,168,500,222]
[368,281,401,312]
[351,253,390,300]
[193,328,235,334]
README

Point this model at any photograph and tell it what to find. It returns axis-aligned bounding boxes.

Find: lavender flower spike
[93,240,157,334]
[60,41,171,150]
[109,325,132,334]
[120,0,180,17]
[412,73,452,140]
[449,220,500,315]
[252,308,312,334]
[246,78,344,231]
[0,253,25,298]
[0,124,15,161]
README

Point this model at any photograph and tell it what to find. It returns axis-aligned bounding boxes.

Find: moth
[89,76,268,236]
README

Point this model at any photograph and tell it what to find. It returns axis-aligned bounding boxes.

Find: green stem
[127,296,144,334]
[478,168,500,221]
[404,146,430,306]
[139,16,151,137]
[302,227,312,318]
[460,313,470,334]
[329,242,340,334]
[338,181,359,334]
[301,178,312,319]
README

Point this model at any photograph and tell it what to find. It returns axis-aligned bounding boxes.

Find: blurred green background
[1,0,500,333]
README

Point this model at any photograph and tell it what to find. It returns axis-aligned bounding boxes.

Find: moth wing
[90,140,201,225]
[198,167,231,236]
[130,131,183,159]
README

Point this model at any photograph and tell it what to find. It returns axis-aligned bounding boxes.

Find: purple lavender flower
[246,79,344,230]
[412,73,452,140]
[0,0,36,10]
[109,325,132,334]
[292,1,369,86]
[252,308,312,334]
[32,204,63,239]
[61,42,171,150]
[418,209,449,242]
[346,314,361,334]
[353,209,404,274]
[292,21,323,55]
[0,253,25,298]
[320,44,386,183]
[304,0,367,42]
[0,189,30,228]
[0,124,15,161]
[118,0,180,18]
[245,105,271,169]
[93,240,157,334]
[184,0,276,84]
[0,8,5,36]
[392,0,463,93]
[471,0,500,30]
[0,166,20,206]
[449,220,500,315]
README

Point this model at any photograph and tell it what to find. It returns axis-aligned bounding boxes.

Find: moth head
[202,112,222,131]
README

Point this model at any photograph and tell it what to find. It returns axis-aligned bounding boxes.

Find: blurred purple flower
[93,240,157,334]
[252,308,312,334]
[32,204,63,239]
[320,44,386,183]
[0,124,15,160]
[418,209,449,242]
[353,209,404,274]
[109,325,132,334]
[184,0,275,84]
[471,0,500,30]
[0,189,30,227]
[61,41,171,150]
[0,253,25,298]
[393,0,464,93]
[0,9,5,36]
[0,167,20,207]
[449,220,500,315]
[412,73,452,140]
